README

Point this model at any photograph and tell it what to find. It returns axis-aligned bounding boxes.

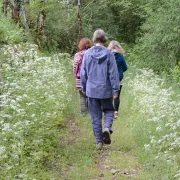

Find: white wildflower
[0,146,6,155]
[156,126,162,132]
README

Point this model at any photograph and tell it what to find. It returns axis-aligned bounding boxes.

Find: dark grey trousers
[79,91,88,116]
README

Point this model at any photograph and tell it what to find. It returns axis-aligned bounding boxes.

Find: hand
[76,88,82,92]
[82,91,86,95]
[113,95,118,99]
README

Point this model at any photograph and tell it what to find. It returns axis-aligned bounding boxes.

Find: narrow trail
[94,117,142,180]
[95,146,140,180]
[55,71,180,180]
[58,113,143,180]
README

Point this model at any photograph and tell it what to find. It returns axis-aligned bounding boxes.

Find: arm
[108,53,120,97]
[73,53,80,76]
[80,53,87,93]
[121,55,128,72]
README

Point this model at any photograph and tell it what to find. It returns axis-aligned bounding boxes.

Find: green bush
[122,67,180,179]
[0,43,74,179]
[128,0,180,73]
[171,62,180,84]
[0,13,24,44]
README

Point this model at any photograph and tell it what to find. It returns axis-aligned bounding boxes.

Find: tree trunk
[36,9,46,50]
[11,0,21,24]
[0,50,3,111]
[77,0,82,36]
[21,2,29,33]
[3,0,9,16]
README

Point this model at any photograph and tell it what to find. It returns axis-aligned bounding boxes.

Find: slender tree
[3,0,9,16]
[77,0,82,36]
[0,48,3,111]
[21,1,29,33]
[11,0,21,23]
[36,1,46,50]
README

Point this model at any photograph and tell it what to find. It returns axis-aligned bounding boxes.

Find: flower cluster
[0,43,73,179]
[127,68,180,178]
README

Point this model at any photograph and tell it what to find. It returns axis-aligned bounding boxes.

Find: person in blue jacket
[80,29,119,150]
[108,41,128,119]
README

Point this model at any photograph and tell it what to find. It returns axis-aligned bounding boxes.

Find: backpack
[75,52,84,79]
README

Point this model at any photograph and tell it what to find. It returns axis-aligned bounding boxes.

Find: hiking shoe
[103,128,111,144]
[96,143,103,150]
[114,111,118,119]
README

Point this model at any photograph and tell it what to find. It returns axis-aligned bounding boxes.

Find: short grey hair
[93,29,107,44]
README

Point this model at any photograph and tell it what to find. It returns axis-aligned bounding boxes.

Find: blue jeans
[88,97,114,144]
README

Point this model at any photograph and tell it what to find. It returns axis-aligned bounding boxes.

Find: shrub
[0,43,73,179]
[0,13,24,44]
[128,0,180,73]
[127,68,180,178]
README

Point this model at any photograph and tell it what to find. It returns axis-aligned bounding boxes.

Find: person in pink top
[73,38,92,116]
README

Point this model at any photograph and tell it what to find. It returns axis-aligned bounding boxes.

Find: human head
[108,40,125,55]
[78,38,92,51]
[93,29,107,44]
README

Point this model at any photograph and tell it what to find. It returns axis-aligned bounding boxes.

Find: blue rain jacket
[80,46,119,99]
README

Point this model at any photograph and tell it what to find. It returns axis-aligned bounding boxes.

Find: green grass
[56,116,99,179]
[52,88,143,180]
[52,67,179,180]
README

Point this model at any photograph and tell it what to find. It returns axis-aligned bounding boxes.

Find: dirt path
[94,119,142,180]
[95,146,140,180]
[58,115,142,180]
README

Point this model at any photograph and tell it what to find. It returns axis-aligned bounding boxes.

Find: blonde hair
[93,29,107,44]
[108,40,125,55]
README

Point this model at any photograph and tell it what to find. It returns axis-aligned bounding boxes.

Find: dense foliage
[0,0,179,179]
[1,0,179,74]
[129,69,179,164]
[122,68,180,179]
[0,44,73,179]
[128,0,180,74]
[0,14,24,44]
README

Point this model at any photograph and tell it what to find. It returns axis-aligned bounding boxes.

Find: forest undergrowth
[0,43,179,179]
[0,0,179,179]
